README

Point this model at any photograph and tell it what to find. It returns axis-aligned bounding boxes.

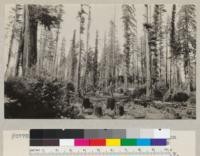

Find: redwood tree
[21,5,62,76]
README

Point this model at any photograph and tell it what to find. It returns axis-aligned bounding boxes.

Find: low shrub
[62,106,81,119]
[82,98,93,109]
[4,77,30,99]
[107,98,115,110]
[95,106,103,117]
[188,92,196,105]
[117,105,124,116]
[132,86,146,99]
[4,77,76,118]
[152,82,168,100]
[66,82,75,92]
[124,90,132,96]
[172,92,189,102]
[163,89,172,102]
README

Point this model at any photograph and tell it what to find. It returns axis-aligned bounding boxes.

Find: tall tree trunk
[54,25,60,78]
[29,20,38,67]
[77,36,82,95]
[22,5,29,76]
[76,5,86,96]
[165,31,168,87]
[170,57,173,91]
[71,30,76,82]
[169,4,176,92]
[77,23,82,95]
[103,33,109,92]
[93,31,98,90]
[5,26,15,78]
[38,26,45,76]
[185,10,191,93]
[22,5,38,76]
[83,7,91,92]
[140,38,145,84]
[144,5,151,97]
[15,28,24,76]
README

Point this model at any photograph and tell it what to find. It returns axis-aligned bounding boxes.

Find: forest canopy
[4,4,196,119]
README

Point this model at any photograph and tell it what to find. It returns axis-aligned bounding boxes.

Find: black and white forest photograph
[4,4,196,119]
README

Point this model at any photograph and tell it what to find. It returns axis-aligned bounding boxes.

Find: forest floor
[76,93,196,119]
[4,92,196,119]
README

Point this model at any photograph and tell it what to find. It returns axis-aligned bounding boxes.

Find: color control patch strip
[30,138,167,146]
[30,129,169,146]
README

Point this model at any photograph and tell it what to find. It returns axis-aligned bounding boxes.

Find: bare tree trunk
[169,54,172,92]
[29,19,38,67]
[169,4,176,93]
[144,5,151,97]
[93,31,98,90]
[71,30,76,82]
[37,26,45,76]
[103,33,109,92]
[15,29,24,77]
[22,5,29,76]
[6,5,20,78]
[5,26,15,78]
[77,22,82,95]
[165,32,168,87]
[83,6,91,92]
[53,25,60,78]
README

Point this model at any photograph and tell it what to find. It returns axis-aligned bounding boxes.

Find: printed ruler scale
[30,147,171,156]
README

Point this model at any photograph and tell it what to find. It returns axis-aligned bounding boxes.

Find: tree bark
[5,27,15,78]
[22,5,38,76]
[93,31,98,90]
[15,29,24,76]
[144,5,151,97]
[165,30,168,87]
[83,7,91,92]
[54,25,60,78]
[71,30,76,82]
